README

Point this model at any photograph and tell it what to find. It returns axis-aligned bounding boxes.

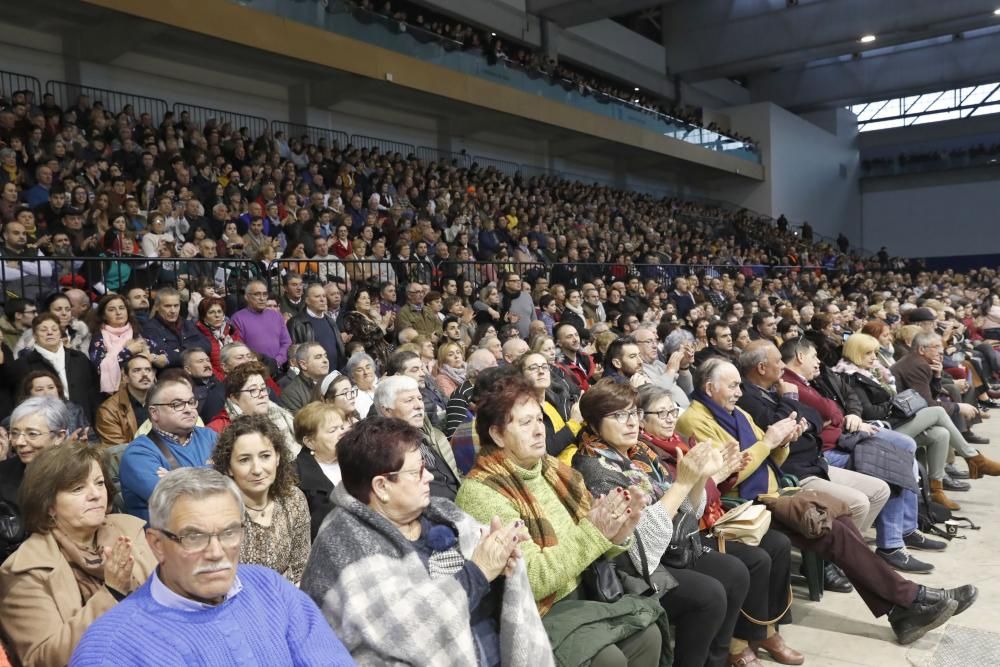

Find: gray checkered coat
[301,485,554,667]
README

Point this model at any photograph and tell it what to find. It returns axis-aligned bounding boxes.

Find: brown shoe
[930,479,961,510]
[965,453,1000,479]
[728,647,765,667]
[750,633,805,665]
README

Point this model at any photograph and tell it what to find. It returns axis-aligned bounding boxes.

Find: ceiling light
[859,34,877,43]
[994,8,1000,15]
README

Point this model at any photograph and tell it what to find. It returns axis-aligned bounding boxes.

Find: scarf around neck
[832,357,896,395]
[692,389,777,501]
[99,323,134,393]
[465,450,590,616]
[576,430,670,502]
[35,344,69,398]
[439,362,467,388]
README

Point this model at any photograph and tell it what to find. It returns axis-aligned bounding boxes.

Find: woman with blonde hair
[435,340,467,398]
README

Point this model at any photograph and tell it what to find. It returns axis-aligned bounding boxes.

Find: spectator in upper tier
[71,468,354,666]
[141,287,211,367]
[118,375,218,522]
[231,279,292,367]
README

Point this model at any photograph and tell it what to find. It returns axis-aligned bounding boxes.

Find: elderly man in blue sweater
[71,467,354,666]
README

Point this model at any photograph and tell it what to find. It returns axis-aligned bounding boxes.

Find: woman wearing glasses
[0,442,156,667]
[212,415,311,585]
[573,380,766,667]
[320,372,361,425]
[301,416,551,667]
[207,362,297,458]
[0,398,72,562]
[516,352,582,463]
[636,384,802,667]
[344,353,378,419]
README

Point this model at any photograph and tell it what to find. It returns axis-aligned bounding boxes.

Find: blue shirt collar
[149,567,243,612]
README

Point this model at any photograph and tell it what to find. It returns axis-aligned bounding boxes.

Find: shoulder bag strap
[147,429,181,470]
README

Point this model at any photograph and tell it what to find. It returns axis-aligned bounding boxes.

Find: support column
[288,83,309,126]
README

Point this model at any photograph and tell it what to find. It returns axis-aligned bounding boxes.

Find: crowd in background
[0,85,998,666]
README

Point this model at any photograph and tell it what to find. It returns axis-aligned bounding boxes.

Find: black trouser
[661,550,750,667]
[708,529,793,641]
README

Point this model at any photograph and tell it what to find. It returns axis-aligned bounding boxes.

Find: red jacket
[555,350,595,392]
[782,369,843,451]
[195,320,243,381]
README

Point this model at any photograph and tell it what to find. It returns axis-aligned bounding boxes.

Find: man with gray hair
[634,324,692,409]
[140,287,211,367]
[231,279,292,366]
[277,342,329,413]
[72,468,353,666]
[374,375,461,500]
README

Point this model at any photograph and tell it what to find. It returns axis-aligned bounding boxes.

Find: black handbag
[0,499,24,547]
[581,557,624,603]
[661,509,704,569]
[891,388,929,419]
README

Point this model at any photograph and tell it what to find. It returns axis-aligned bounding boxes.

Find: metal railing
[0,255,849,311]
[271,120,349,148]
[46,81,169,124]
[472,155,520,178]
[349,134,416,156]
[172,102,269,138]
[0,69,42,104]
[416,146,473,168]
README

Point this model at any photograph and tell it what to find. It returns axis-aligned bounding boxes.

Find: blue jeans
[825,428,919,549]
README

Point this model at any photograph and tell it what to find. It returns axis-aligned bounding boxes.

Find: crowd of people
[0,85,999,666]
[347,0,760,153]
[861,140,1000,176]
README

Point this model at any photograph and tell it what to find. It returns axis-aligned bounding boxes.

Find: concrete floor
[776,416,1000,666]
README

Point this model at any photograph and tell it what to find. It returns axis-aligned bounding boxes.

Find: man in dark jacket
[141,287,211,367]
[278,342,329,413]
[288,283,345,371]
[181,348,226,423]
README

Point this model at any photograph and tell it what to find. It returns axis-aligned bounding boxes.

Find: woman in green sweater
[456,374,666,667]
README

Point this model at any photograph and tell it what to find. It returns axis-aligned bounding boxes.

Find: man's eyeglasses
[608,409,644,423]
[150,398,199,411]
[646,408,680,420]
[384,462,426,480]
[10,429,57,443]
[237,386,268,398]
[156,525,244,552]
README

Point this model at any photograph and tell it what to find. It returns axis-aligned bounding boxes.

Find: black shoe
[978,399,1000,410]
[889,599,958,645]
[823,563,853,593]
[917,584,979,616]
[945,463,970,479]
[903,531,948,552]
[962,432,991,445]
[877,548,934,573]
[942,475,971,492]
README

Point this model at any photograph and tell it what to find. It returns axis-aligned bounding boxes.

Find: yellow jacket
[675,401,789,496]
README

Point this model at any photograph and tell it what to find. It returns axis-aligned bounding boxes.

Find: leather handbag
[891,388,929,419]
[581,557,624,604]
[661,509,704,568]
[711,501,772,550]
[0,499,24,545]
[759,488,851,539]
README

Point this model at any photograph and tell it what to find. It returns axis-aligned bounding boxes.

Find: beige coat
[0,513,156,667]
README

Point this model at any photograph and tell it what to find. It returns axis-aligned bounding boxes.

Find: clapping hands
[471,516,531,582]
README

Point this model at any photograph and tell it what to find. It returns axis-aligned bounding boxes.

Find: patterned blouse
[240,487,312,585]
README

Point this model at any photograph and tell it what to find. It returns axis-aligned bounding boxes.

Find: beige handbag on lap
[711,501,771,551]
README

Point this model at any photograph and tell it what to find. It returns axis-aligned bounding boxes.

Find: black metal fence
[46,81,169,124]
[350,134,416,157]
[0,69,42,104]
[0,255,834,312]
[416,146,473,168]
[271,120,349,149]
[172,102,269,139]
